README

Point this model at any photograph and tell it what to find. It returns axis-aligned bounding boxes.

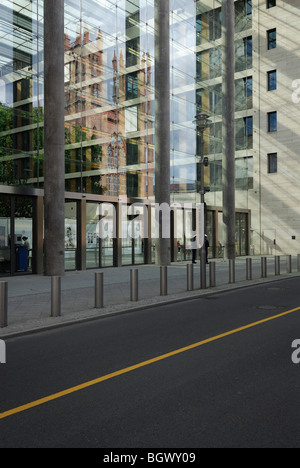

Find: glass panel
[15,196,33,272]
[86,201,115,268]
[267,29,276,49]
[217,212,225,259]
[184,208,193,261]
[240,213,248,256]
[121,202,133,266]
[86,202,100,268]
[176,209,184,261]
[133,204,146,265]
[268,70,277,91]
[151,205,156,263]
[0,196,11,274]
[65,201,77,270]
[268,112,277,132]
[268,153,277,174]
[100,203,114,267]
[206,211,214,259]
[0,0,43,189]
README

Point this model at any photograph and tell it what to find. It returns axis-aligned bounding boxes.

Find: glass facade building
[0,0,254,275]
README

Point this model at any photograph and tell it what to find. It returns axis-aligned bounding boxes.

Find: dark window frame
[267,70,277,91]
[268,111,277,132]
[267,28,276,50]
[268,153,278,173]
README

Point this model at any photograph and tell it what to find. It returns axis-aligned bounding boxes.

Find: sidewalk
[1,256,299,338]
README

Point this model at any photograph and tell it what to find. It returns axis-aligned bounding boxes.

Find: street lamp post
[194,113,210,289]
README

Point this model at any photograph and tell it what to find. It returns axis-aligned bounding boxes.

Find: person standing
[205,234,209,264]
[192,235,197,264]
[22,236,30,249]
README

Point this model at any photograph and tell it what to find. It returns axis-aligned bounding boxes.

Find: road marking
[1,305,300,420]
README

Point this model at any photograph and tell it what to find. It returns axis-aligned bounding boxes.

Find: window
[127,139,139,165]
[267,0,276,8]
[196,16,202,45]
[126,38,139,67]
[209,84,222,114]
[267,29,276,50]
[236,36,252,72]
[245,36,253,57]
[209,47,222,78]
[236,156,253,190]
[245,116,253,136]
[245,76,253,96]
[267,70,277,90]
[235,0,252,33]
[268,153,277,173]
[209,8,222,41]
[235,116,253,150]
[268,111,277,132]
[126,72,138,100]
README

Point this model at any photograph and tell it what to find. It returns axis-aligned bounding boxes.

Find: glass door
[86,202,99,269]
[65,201,77,270]
[14,196,33,273]
[236,212,249,256]
[0,196,11,275]
[0,195,33,276]
[100,203,114,267]
[86,202,115,269]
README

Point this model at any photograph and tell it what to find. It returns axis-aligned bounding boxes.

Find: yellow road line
[1,305,300,421]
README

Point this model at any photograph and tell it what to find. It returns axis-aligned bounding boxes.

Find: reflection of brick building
[63,26,154,199]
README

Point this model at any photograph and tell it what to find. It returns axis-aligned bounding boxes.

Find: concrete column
[155,0,171,266]
[222,0,236,260]
[44,0,65,276]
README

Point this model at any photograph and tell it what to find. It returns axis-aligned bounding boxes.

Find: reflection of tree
[66,123,107,194]
[91,141,107,194]
[0,196,32,218]
[15,197,33,218]
[0,102,108,193]
[0,104,44,185]
[0,196,10,217]
[0,103,14,185]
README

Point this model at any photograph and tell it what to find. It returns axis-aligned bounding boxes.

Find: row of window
[266,0,277,172]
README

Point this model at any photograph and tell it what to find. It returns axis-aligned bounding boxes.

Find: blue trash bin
[17,245,28,271]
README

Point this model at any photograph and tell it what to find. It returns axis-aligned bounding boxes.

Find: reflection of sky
[0,80,5,103]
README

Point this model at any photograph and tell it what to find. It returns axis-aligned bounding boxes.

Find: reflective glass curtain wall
[196,0,253,211]
[63,0,155,199]
[0,1,43,188]
[0,1,252,268]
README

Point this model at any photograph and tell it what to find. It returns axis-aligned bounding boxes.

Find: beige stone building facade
[199,0,300,256]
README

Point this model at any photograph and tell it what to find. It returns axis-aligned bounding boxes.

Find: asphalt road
[1,277,300,448]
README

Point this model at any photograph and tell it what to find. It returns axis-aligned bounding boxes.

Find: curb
[1,272,299,339]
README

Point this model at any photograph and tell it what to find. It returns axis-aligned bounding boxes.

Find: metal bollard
[187,264,194,291]
[275,256,280,276]
[51,276,61,317]
[246,258,252,280]
[130,269,139,302]
[0,282,8,328]
[229,259,235,284]
[160,266,168,296]
[287,255,292,274]
[297,254,300,272]
[261,257,267,278]
[209,262,216,288]
[95,272,104,308]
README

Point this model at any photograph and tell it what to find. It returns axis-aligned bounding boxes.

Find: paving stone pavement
[0,256,299,338]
